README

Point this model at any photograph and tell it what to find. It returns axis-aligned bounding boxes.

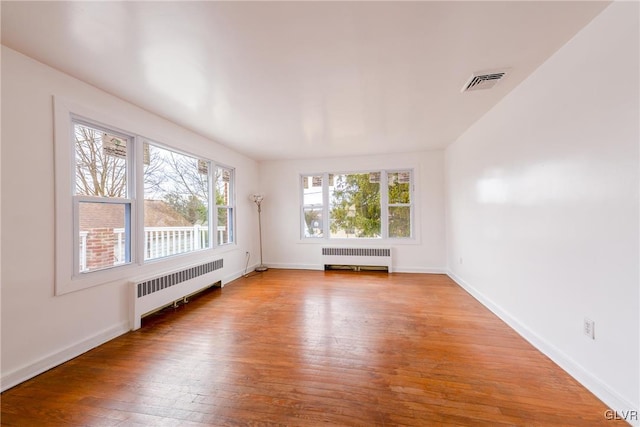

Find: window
[301,170,413,240]
[330,172,381,238]
[387,171,412,238]
[215,166,234,245]
[302,175,324,238]
[74,120,133,273]
[143,142,211,260]
[54,97,236,295]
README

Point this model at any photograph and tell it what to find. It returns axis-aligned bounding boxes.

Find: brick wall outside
[79,200,192,271]
[85,227,116,271]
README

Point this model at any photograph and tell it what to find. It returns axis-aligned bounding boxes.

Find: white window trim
[215,165,236,246]
[140,139,217,261]
[299,169,415,242]
[55,97,140,294]
[300,174,326,239]
[72,116,137,277]
[54,96,236,295]
[386,169,415,240]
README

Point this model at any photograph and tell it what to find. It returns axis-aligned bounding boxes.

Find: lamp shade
[250,193,264,204]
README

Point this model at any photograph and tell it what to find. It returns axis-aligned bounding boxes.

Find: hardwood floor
[1,270,623,426]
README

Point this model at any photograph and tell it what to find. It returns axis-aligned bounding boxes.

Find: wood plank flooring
[1,270,624,426]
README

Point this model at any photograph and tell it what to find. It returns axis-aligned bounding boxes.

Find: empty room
[1,1,638,425]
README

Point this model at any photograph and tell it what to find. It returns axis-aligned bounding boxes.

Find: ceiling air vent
[462,70,507,92]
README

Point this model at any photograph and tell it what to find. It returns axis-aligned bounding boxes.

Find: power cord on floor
[243,251,265,278]
[243,251,251,277]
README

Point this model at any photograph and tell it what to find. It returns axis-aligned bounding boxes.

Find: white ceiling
[1,1,609,161]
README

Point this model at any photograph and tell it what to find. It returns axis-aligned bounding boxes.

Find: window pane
[79,202,129,272]
[217,207,233,245]
[302,175,323,238]
[143,143,209,260]
[389,206,411,238]
[74,123,128,198]
[216,167,234,245]
[388,172,411,204]
[216,167,231,206]
[329,173,381,238]
[303,175,323,206]
[303,207,323,238]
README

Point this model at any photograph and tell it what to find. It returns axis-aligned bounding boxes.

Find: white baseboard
[1,321,129,392]
[447,271,639,427]
[262,263,324,271]
[395,266,447,274]
[258,263,447,274]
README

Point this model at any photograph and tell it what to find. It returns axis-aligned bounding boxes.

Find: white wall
[3,3,638,417]
[0,46,260,390]
[446,2,639,420]
[258,151,446,272]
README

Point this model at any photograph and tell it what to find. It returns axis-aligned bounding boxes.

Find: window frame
[74,196,134,274]
[54,97,235,295]
[300,174,326,239]
[329,171,383,239]
[141,139,216,262]
[385,170,414,239]
[214,164,236,247]
[72,118,136,275]
[299,169,415,241]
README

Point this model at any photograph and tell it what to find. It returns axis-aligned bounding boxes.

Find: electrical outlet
[584,318,595,340]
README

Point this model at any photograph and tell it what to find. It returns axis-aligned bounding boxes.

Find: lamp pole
[252,194,268,272]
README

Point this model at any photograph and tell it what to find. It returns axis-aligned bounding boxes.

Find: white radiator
[130,259,224,330]
[321,247,392,272]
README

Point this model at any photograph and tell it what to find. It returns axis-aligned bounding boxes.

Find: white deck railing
[142,226,208,260]
[81,226,211,271]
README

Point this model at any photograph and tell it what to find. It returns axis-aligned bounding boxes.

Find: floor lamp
[250,193,268,272]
